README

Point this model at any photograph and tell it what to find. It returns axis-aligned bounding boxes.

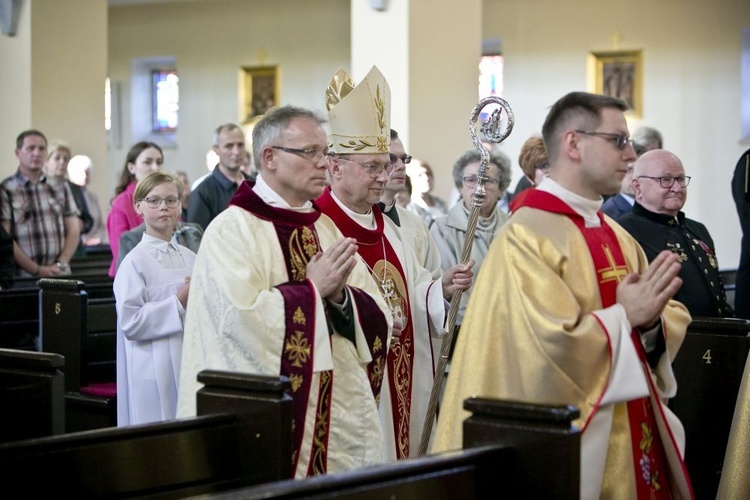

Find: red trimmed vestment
[317,187,448,460]
[177,182,391,478]
[434,184,694,499]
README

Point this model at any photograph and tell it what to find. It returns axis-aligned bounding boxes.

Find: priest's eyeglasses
[389,154,412,166]
[574,130,634,150]
[141,197,180,209]
[337,157,395,179]
[637,175,692,188]
[462,176,501,189]
[270,146,330,163]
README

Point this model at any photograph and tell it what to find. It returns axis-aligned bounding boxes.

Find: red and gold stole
[230,183,331,476]
[514,189,690,499]
[317,187,415,459]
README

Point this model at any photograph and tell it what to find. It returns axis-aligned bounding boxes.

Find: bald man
[618,149,733,317]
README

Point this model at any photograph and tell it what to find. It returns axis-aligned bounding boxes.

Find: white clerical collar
[253,173,314,212]
[329,190,376,229]
[537,178,602,228]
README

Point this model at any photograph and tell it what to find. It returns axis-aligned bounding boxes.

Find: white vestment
[114,233,196,426]
[318,189,447,461]
[177,179,391,478]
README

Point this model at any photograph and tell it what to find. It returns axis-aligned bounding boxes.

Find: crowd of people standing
[1,63,748,498]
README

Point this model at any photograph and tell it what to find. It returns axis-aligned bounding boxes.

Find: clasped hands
[306,237,359,304]
[616,250,682,329]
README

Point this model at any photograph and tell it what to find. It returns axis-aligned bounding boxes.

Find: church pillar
[350,0,483,200]
[0,0,107,202]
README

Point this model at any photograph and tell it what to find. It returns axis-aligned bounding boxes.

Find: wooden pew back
[669,316,750,499]
[39,278,117,431]
[0,287,38,351]
[0,371,292,497]
[0,348,65,441]
[39,278,117,392]
[215,446,510,500]
[208,398,581,500]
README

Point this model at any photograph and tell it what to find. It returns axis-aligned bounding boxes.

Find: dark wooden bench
[39,278,118,431]
[203,398,581,499]
[0,370,293,497]
[0,286,39,351]
[0,348,65,441]
[720,267,737,309]
[669,316,750,500]
[70,245,113,278]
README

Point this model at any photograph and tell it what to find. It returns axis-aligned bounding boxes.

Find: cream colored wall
[0,0,108,211]
[107,0,350,194]
[0,1,32,166]
[484,0,750,269]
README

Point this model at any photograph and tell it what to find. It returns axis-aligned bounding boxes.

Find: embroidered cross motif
[598,245,628,284]
[285,331,311,368]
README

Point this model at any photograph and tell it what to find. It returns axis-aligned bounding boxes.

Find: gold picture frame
[239,65,279,124]
[587,50,642,117]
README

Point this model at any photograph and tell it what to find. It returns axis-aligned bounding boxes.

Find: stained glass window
[152,69,179,133]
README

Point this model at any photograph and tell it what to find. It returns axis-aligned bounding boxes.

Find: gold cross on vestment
[598,245,628,284]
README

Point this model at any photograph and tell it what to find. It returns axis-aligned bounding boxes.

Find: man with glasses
[618,149,733,318]
[378,128,441,280]
[316,66,474,462]
[177,105,392,478]
[436,92,693,499]
[187,123,252,231]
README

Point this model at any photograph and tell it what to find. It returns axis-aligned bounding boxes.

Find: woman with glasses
[114,171,196,426]
[429,149,512,330]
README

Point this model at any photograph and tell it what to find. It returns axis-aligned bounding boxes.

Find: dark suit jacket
[602,193,633,219]
[618,202,733,318]
[732,148,750,318]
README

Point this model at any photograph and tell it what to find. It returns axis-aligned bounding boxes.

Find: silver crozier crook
[417,96,514,456]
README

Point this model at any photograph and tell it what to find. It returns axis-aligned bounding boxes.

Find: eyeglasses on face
[270,145,330,163]
[574,130,634,150]
[337,157,395,179]
[140,197,180,209]
[389,153,412,166]
[462,176,501,189]
[637,175,691,188]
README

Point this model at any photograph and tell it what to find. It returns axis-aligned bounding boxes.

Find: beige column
[350,0,483,201]
[0,0,107,202]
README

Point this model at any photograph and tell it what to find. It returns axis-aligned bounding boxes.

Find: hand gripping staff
[417,96,514,456]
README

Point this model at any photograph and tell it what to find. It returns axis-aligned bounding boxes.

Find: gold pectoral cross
[598,245,628,284]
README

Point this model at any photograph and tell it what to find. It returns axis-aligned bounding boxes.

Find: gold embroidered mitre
[325,65,390,154]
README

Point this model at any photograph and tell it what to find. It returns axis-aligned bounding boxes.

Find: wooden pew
[70,245,113,278]
[39,278,118,431]
[0,287,39,351]
[204,398,581,499]
[669,316,750,500]
[0,348,65,441]
[720,267,737,309]
[0,371,293,497]
[212,446,509,500]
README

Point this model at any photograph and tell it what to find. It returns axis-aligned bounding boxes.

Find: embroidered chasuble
[177,182,390,478]
[317,187,448,461]
[433,186,693,499]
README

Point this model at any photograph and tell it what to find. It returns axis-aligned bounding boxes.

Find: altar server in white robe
[114,171,196,426]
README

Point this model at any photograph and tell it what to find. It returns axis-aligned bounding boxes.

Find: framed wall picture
[587,50,642,117]
[240,65,279,123]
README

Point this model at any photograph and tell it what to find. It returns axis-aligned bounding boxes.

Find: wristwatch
[56,261,69,271]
